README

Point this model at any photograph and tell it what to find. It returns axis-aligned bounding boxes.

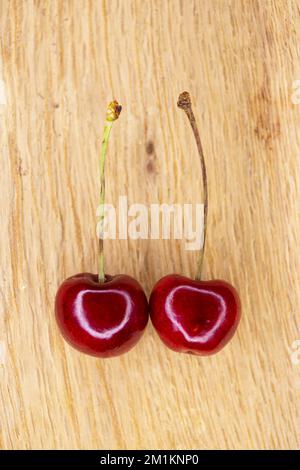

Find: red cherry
[55,102,149,358]
[55,273,149,358]
[149,274,241,355]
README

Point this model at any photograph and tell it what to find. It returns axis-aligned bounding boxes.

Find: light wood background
[0,0,300,450]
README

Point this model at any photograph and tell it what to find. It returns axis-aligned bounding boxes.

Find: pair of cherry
[55,93,241,358]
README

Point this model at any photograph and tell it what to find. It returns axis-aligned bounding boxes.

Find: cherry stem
[98,100,122,283]
[177,92,208,281]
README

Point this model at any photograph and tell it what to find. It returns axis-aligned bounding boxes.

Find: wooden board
[1,0,300,450]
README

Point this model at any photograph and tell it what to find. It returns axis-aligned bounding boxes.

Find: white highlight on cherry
[74,289,132,340]
[165,285,226,344]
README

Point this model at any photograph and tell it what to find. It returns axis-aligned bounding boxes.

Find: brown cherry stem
[177,91,208,281]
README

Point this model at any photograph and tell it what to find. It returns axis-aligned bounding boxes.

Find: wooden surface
[1,0,300,450]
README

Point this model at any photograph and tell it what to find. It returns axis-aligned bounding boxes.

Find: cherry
[149,92,241,355]
[150,275,240,355]
[55,101,149,357]
[56,273,148,357]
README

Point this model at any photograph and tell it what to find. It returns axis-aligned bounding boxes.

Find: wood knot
[146,140,154,155]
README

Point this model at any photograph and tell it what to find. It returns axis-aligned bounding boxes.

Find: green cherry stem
[177,91,208,281]
[98,100,122,283]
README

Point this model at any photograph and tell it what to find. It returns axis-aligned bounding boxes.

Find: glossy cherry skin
[150,274,241,355]
[55,273,149,358]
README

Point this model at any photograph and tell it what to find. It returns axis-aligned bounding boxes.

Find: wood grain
[1,0,300,449]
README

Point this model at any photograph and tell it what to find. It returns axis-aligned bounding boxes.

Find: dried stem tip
[106,100,122,122]
[177,91,192,111]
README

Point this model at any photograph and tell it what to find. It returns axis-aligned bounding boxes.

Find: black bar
[0,450,299,465]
